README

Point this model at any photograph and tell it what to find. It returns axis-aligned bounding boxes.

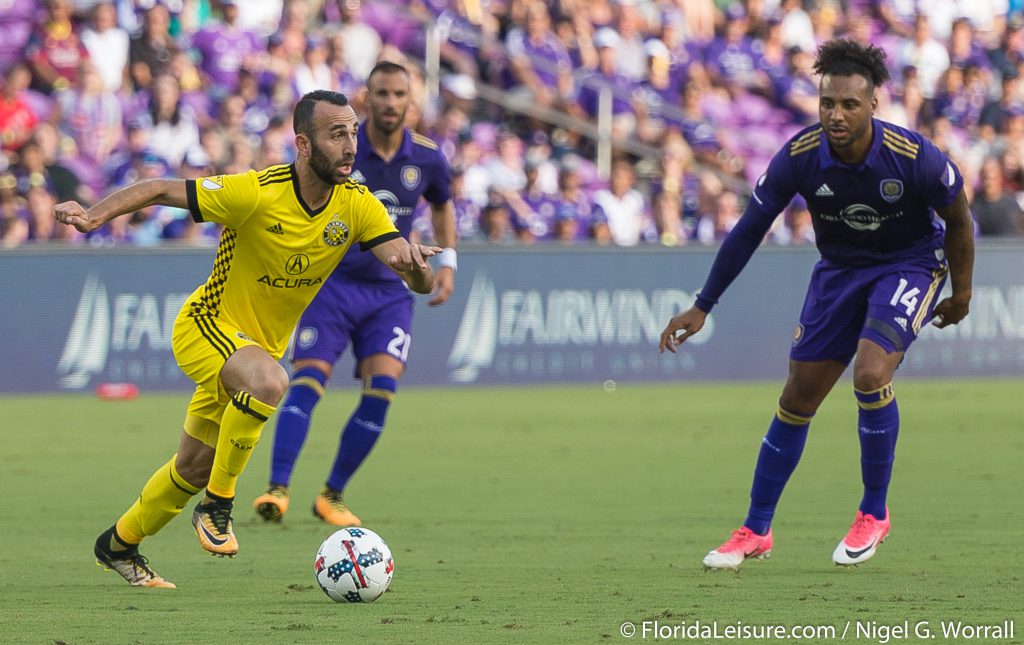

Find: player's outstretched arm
[371,237,442,294]
[659,306,708,353]
[932,188,974,328]
[54,179,188,234]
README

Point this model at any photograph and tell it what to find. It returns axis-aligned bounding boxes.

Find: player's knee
[852,364,892,392]
[249,363,290,406]
[777,394,818,418]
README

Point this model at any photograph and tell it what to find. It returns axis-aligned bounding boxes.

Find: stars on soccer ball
[343,590,363,603]
[327,559,354,582]
[346,528,366,538]
[357,548,384,568]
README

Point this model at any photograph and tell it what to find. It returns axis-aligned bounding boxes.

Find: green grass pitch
[1,380,1021,644]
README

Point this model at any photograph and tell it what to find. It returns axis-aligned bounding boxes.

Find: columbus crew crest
[323,216,350,247]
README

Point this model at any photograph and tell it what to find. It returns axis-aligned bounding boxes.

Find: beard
[309,141,347,184]
[373,107,407,135]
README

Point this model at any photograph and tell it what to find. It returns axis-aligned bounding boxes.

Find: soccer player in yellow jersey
[54,90,439,588]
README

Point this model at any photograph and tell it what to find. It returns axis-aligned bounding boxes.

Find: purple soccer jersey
[292,128,451,370]
[698,118,963,364]
[753,119,962,265]
[758,119,961,363]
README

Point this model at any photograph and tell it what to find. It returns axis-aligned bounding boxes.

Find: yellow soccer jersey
[183,164,400,358]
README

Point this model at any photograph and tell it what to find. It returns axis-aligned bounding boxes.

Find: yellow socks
[116,456,202,544]
[207,391,276,500]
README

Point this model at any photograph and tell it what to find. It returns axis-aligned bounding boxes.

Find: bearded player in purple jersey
[254,61,457,526]
[659,39,974,571]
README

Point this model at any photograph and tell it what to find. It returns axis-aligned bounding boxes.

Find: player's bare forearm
[428,201,457,305]
[54,179,188,233]
[933,189,975,327]
[430,201,458,249]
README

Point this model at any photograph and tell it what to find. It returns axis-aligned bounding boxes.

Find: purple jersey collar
[818,118,885,171]
[358,126,415,163]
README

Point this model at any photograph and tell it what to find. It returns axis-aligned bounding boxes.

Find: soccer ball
[314,527,394,603]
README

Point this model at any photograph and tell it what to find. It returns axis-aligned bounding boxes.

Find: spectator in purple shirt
[635,39,686,144]
[774,46,819,124]
[504,1,573,109]
[450,165,482,241]
[506,155,560,243]
[933,66,985,130]
[570,28,639,141]
[436,0,497,79]
[0,0,36,74]
[949,18,990,74]
[56,61,122,165]
[703,3,770,98]
[190,0,261,96]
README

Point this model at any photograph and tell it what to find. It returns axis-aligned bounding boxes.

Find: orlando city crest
[880,179,903,203]
[401,165,421,190]
[323,216,350,247]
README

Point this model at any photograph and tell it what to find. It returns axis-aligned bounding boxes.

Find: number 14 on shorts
[889,278,919,316]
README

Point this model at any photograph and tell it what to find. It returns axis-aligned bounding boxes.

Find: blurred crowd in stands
[1,0,1023,249]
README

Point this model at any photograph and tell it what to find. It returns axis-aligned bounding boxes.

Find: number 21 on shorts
[387,327,412,362]
[889,278,920,316]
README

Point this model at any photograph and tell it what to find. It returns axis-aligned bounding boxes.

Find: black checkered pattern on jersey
[191,228,237,317]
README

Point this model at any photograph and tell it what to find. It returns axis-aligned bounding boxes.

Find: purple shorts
[292,277,414,377]
[790,256,949,364]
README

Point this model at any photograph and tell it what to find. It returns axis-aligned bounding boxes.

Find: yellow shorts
[172,309,262,447]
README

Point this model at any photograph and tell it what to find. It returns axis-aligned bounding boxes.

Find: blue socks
[744,407,812,535]
[269,367,327,486]
[326,375,397,493]
[855,384,898,520]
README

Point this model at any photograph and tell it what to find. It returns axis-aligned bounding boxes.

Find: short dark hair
[813,38,890,90]
[293,90,349,136]
[367,61,409,87]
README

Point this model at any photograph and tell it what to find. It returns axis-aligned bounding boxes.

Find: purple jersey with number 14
[754,119,963,363]
[291,128,451,370]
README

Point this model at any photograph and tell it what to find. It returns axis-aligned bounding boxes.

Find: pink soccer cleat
[832,508,891,566]
[702,526,773,571]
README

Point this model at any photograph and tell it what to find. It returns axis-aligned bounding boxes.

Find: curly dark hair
[813,38,891,89]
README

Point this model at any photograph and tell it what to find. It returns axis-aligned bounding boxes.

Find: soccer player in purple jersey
[254,61,457,527]
[659,39,975,571]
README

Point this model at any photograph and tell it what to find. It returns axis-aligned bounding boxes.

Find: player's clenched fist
[53,201,96,233]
